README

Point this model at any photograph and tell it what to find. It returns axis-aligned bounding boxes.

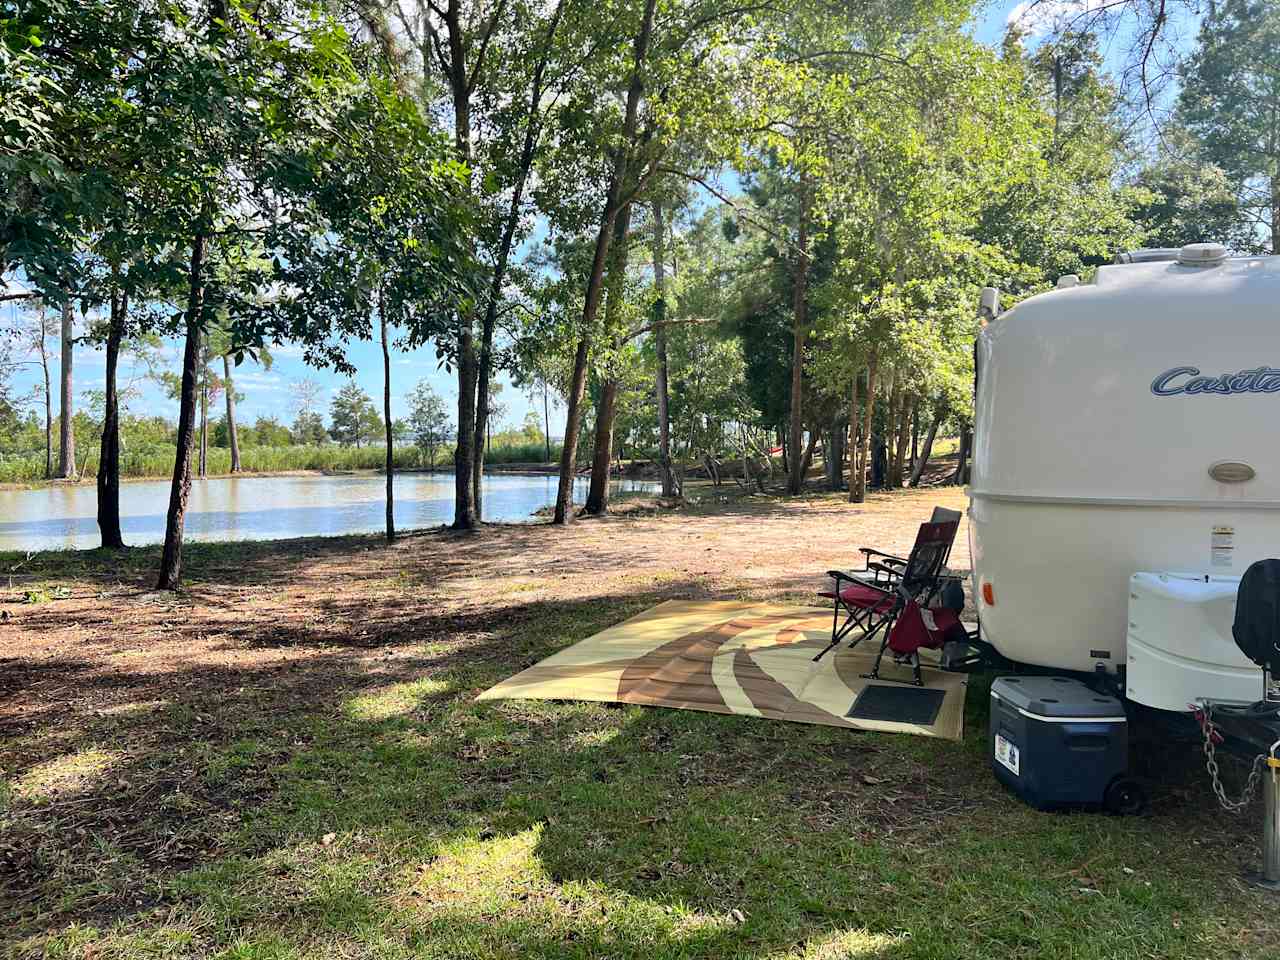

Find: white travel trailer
[968,243,1280,713]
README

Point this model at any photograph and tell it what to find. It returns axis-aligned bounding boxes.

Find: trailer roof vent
[1178,242,1228,267]
[1115,247,1181,264]
[1056,274,1079,289]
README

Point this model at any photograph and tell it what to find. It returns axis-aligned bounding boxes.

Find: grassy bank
[0,441,562,485]
[2,492,1275,959]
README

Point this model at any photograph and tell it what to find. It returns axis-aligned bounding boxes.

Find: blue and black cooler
[989,676,1142,813]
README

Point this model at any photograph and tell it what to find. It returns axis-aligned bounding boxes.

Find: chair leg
[850,612,888,652]
[860,640,890,686]
[864,650,929,687]
[814,604,857,662]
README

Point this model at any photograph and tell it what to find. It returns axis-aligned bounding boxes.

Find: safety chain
[1196,703,1268,813]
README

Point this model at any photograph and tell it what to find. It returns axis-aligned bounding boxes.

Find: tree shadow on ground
[4,586,1275,958]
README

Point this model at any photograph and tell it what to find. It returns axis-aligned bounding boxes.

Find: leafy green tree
[272,68,475,542]
[406,379,454,467]
[250,416,291,447]
[330,383,383,448]
[354,0,582,527]
[1131,134,1241,247]
[291,410,328,447]
[1178,0,1280,252]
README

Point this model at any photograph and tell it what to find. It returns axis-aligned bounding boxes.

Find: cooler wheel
[1103,777,1147,816]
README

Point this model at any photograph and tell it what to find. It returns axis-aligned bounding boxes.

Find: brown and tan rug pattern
[478,600,966,740]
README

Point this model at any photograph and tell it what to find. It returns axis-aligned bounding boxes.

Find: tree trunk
[651,200,677,498]
[157,233,206,591]
[851,353,877,503]
[1272,173,1279,255]
[198,342,208,479]
[883,370,900,487]
[891,392,911,488]
[585,379,619,514]
[799,428,817,480]
[909,408,942,487]
[56,298,74,479]
[97,288,125,549]
[952,426,971,486]
[223,353,241,473]
[542,382,551,462]
[553,0,656,525]
[786,179,810,496]
[471,0,566,521]
[554,336,592,523]
[381,303,395,542]
[454,325,478,528]
[910,399,920,469]
[586,201,634,515]
[848,376,860,501]
[445,0,478,531]
[38,312,51,479]
[826,417,845,491]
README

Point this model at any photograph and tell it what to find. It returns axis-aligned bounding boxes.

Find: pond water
[0,473,659,552]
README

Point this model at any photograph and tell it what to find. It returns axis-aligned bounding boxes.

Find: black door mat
[847,685,946,725]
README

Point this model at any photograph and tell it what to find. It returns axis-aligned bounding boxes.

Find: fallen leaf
[321,832,336,846]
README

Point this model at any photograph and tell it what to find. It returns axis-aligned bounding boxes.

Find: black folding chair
[814,517,960,663]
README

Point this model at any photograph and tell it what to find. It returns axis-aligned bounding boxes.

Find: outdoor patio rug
[477,599,967,740]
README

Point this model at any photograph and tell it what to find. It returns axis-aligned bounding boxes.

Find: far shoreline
[0,461,650,492]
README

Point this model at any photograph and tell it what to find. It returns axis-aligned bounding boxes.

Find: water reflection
[0,473,658,551]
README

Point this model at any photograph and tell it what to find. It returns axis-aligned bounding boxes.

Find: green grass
[3,543,1277,959]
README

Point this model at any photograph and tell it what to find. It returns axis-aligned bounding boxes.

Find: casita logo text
[1151,366,1280,396]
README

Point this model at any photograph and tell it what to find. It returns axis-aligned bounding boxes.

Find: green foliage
[1177,0,1280,252]
[1131,135,1241,248]
[290,410,328,447]
[406,379,454,467]
[329,382,383,448]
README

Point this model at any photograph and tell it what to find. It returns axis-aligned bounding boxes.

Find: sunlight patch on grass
[15,747,122,802]
[564,726,624,750]
[772,927,904,959]
[94,698,170,717]
[343,678,452,721]
[414,824,548,907]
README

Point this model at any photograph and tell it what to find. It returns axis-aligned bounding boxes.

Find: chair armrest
[827,570,893,596]
[868,561,905,580]
[859,547,908,564]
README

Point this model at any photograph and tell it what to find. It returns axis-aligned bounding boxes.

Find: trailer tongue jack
[1196,559,1280,891]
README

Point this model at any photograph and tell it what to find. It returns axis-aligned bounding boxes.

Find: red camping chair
[863,594,969,686]
[814,517,959,663]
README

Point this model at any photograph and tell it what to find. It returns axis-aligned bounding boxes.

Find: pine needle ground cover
[2,489,1276,959]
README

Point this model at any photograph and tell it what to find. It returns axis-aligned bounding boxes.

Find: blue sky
[4,2,1167,439]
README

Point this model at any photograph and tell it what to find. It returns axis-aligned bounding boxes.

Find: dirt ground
[0,486,972,739]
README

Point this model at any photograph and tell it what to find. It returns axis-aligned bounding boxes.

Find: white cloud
[1006,0,1105,38]
[233,371,286,392]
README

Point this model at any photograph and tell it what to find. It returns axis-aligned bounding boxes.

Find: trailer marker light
[982,582,995,606]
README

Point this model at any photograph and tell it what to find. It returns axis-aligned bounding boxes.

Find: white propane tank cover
[1056,274,1080,289]
[1178,242,1228,267]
